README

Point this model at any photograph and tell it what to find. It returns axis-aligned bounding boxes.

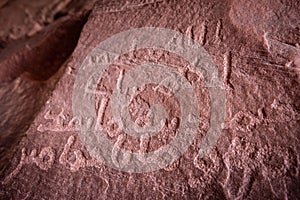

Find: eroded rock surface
[0,0,299,199]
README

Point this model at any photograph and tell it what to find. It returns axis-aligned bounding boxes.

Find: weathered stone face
[0,0,299,199]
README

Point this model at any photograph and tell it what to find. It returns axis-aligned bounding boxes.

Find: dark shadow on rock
[0,10,91,175]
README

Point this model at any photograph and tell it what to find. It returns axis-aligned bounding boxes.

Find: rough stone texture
[0,0,300,199]
[0,9,90,176]
[0,0,95,41]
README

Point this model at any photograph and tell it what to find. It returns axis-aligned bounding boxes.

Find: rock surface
[0,0,300,199]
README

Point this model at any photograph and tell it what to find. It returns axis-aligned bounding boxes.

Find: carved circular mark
[73,27,226,173]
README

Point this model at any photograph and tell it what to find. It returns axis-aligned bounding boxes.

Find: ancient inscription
[2,147,55,184]
[2,136,103,184]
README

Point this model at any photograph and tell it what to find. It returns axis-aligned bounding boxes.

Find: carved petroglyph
[116,69,125,93]
[139,134,150,153]
[199,21,207,46]
[37,108,74,132]
[85,75,108,95]
[2,147,55,184]
[182,23,208,47]
[2,136,103,184]
[152,74,179,97]
[59,135,103,172]
[112,134,132,169]
[72,27,225,173]
[38,108,98,132]
[214,19,222,43]
[185,25,195,46]
[223,51,234,89]
[97,97,109,126]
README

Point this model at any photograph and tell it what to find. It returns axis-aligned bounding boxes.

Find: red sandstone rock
[0,0,299,199]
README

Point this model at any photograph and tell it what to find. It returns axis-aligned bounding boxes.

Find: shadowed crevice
[0,10,91,175]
